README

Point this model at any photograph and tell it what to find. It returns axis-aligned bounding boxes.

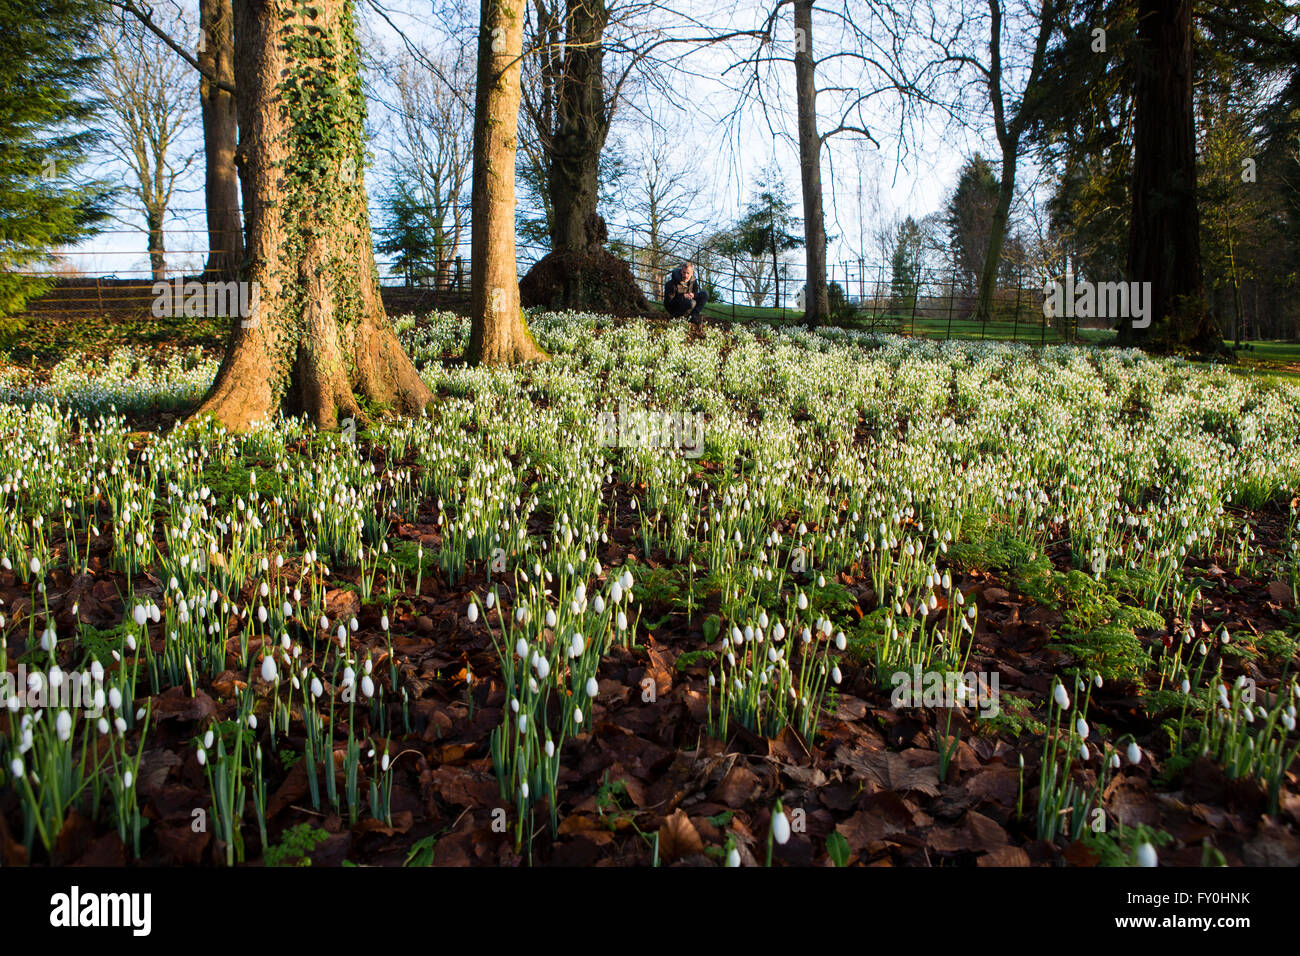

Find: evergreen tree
[376,180,440,286]
[944,156,1001,293]
[0,0,112,318]
[888,216,923,313]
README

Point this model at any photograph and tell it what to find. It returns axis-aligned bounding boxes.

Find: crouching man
[663,262,708,325]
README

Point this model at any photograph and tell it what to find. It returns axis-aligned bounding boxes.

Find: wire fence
[12,205,1084,344]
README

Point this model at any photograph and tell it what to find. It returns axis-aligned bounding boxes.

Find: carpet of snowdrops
[1,310,1298,866]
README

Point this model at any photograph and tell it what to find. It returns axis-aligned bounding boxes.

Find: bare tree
[107,0,243,280]
[723,0,924,327]
[379,42,474,289]
[926,0,1057,324]
[95,9,199,281]
[468,0,548,362]
[618,108,710,285]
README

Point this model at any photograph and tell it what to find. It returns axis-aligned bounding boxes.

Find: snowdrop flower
[204,729,215,749]
[197,748,207,766]
[56,710,72,742]
[1127,741,1142,765]
[831,666,842,685]
[1136,843,1158,867]
[133,605,149,627]
[29,557,40,575]
[1076,718,1089,739]
[1053,683,1070,710]
[261,656,277,682]
[835,631,846,651]
[771,809,791,844]
[361,674,375,698]
[727,847,740,867]
[311,676,323,698]
[571,633,585,657]
[573,707,583,725]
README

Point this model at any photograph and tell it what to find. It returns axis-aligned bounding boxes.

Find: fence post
[1012,270,1022,343]
[946,273,955,340]
[456,256,464,293]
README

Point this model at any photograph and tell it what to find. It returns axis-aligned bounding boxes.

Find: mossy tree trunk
[193,0,432,431]
[467,0,547,364]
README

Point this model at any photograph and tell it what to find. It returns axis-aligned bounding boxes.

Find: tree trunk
[199,0,243,281]
[193,0,431,432]
[975,149,1016,325]
[548,0,607,253]
[147,207,166,281]
[794,0,829,328]
[1121,0,1218,351]
[467,0,548,364]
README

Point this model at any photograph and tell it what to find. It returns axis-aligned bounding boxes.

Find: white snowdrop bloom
[204,729,215,749]
[485,592,496,609]
[534,656,551,680]
[1079,742,1089,761]
[108,687,122,710]
[1136,843,1158,867]
[55,710,72,742]
[49,665,63,689]
[616,611,628,631]
[515,638,529,659]
[835,632,846,651]
[319,615,330,630]
[311,677,324,698]
[361,675,375,698]
[544,608,556,628]
[1180,679,1190,694]
[573,707,583,725]
[261,657,277,682]
[610,582,623,604]
[342,666,355,687]
[510,697,520,713]
[571,633,585,657]
[133,605,149,627]
[381,613,390,631]
[248,714,257,729]
[520,781,529,800]
[544,740,555,758]
[1076,718,1089,740]
[336,625,347,645]
[1053,683,1070,710]
[831,666,842,685]
[796,592,808,611]
[771,810,791,844]
[97,718,110,735]
[29,557,41,575]
[197,748,207,767]
[727,847,741,867]
[621,570,633,590]
[1127,741,1142,765]
[592,595,606,614]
